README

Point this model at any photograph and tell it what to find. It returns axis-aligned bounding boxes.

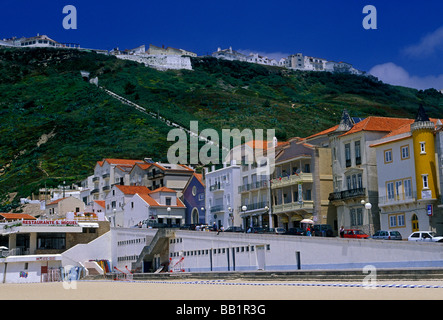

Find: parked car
[343,229,369,239]
[313,224,334,237]
[179,224,196,230]
[273,227,286,234]
[246,227,266,234]
[408,231,443,242]
[224,226,244,233]
[285,228,305,236]
[372,230,402,240]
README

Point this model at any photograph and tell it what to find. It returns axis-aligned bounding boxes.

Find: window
[395,181,402,200]
[420,142,426,154]
[37,233,66,250]
[345,143,351,167]
[389,215,397,227]
[387,182,395,200]
[305,189,312,201]
[357,173,363,189]
[389,213,405,228]
[401,145,410,160]
[355,141,361,165]
[404,179,412,198]
[350,208,363,226]
[165,197,171,206]
[347,176,352,190]
[422,175,429,189]
[384,149,392,163]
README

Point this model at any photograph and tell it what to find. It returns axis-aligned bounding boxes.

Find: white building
[204,162,242,229]
[88,158,147,201]
[123,187,186,228]
[105,185,151,227]
[370,107,443,238]
[129,162,194,196]
[212,47,247,62]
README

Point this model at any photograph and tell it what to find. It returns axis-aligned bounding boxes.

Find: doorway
[256,245,265,270]
[411,214,419,232]
[191,208,199,224]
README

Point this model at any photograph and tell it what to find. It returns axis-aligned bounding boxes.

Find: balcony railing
[210,182,224,192]
[273,201,314,214]
[328,188,366,201]
[239,201,269,213]
[102,185,111,191]
[92,176,100,182]
[238,180,268,193]
[91,188,100,194]
[210,204,225,213]
[102,173,110,179]
[379,191,416,206]
[271,172,313,189]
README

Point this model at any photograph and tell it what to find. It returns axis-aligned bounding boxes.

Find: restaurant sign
[22,220,79,227]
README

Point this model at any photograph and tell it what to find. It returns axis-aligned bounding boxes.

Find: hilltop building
[111,43,196,71]
[213,47,365,75]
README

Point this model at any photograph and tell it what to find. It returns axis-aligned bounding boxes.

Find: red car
[343,229,369,239]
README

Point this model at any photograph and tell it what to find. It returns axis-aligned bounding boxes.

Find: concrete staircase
[132,228,175,272]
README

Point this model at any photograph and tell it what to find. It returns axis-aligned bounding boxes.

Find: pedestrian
[339,226,345,238]
[306,226,311,237]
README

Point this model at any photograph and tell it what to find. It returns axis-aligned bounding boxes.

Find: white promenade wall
[169,231,443,272]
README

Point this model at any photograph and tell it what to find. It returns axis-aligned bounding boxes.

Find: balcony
[328,188,366,201]
[238,180,269,193]
[379,191,416,207]
[273,201,314,214]
[91,188,100,194]
[238,201,269,213]
[209,182,224,192]
[102,173,110,179]
[102,185,111,191]
[271,172,313,189]
[210,204,225,213]
[92,176,100,182]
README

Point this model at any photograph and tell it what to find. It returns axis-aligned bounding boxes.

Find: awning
[157,215,184,219]
[78,222,99,228]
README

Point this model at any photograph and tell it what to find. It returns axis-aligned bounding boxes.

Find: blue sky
[2,0,443,90]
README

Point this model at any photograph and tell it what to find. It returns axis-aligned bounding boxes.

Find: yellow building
[411,105,438,202]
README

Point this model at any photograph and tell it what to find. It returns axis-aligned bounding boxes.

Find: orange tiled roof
[136,193,185,208]
[115,185,151,195]
[47,197,69,205]
[104,158,145,166]
[150,186,176,193]
[0,213,37,220]
[370,118,443,147]
[339,117,413,137]
[94,200,106,208]
[193,173,204,186]
[304,124,340,140]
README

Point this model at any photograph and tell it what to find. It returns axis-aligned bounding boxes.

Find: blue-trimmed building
[182,173,205,225]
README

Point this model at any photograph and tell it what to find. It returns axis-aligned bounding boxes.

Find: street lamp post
[167,207,171,227]
[241,205,249,230]
[361,200,372,235]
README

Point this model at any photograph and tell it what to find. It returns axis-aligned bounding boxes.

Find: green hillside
[1,47,443,209]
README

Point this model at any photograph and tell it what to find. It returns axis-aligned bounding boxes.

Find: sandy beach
[1,279,443,300]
